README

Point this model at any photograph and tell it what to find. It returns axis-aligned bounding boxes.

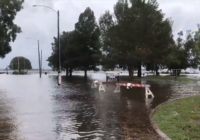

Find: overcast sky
[0,0,200,69]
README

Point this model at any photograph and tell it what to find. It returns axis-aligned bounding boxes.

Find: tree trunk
[128,65,133,78]
[155,65,160,76]
[66,68,69,77]
[177,70,181,76]
[172,69,181,77]
[69,68,72,77]
[84,69,87,78]
[137,63,141,78]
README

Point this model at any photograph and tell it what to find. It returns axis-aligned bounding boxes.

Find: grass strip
[153,96,200,140]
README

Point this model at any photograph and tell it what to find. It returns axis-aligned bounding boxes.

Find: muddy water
[0,74,199,140]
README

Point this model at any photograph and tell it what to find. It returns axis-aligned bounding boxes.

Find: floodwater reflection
[0,93,19,140]
[0,74,200,140]
[51,78,160,139]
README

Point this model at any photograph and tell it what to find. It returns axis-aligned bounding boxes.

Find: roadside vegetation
[48,0,200,78]
[153,96,200,140]
[145,75,198,83]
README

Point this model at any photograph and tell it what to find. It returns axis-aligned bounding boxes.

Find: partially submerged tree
[0,0,24,58]
[74,7,101,78]
[99,11,115,70]
[191,27,200,67]
[9,56,32,74]
[60,31,80,77]
[48,7,101,78]
[99,0,173,77]
[166,29,200,76]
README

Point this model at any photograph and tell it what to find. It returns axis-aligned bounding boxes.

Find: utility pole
[18,57,20,73]
[33,5,61,85]
[57,10,61,85]
[41,50,42,75]
[38,40,41,78]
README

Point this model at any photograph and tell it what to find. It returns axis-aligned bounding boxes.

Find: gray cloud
[158,0,200,36]
[0,0,117,69]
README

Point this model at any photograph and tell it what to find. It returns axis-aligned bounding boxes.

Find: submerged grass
[119,75,196,84]
[153,96,200,140]
[145,75,196,83]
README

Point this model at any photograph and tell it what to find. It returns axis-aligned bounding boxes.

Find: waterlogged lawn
[119,75,196,84]
[153,96,200,140]
[146,75,196,83]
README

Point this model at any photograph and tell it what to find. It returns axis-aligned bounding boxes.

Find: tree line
[0,0,200,78]
[47,0,200,78]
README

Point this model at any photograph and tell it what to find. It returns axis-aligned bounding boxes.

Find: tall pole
[33,5,61,84]
[58,10,61,73]
[38,40,41,78]
[41,50,43,75]
[18,57,20,73]
[57,10,61,85]
[23,58,25,72]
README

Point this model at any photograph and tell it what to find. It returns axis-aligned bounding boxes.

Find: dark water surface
[0,74,199,140]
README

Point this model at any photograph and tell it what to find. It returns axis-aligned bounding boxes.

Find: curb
[149,95,200,140]
[150,107,171,140]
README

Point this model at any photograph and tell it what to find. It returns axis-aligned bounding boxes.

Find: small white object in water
[91,80,99,89]
[99,82,106,92]
[145,87,154,99]
[126,83,132,89]
[114,85,121,93]
[58,74,62,85]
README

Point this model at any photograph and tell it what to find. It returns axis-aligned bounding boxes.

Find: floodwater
[0,74,200,140]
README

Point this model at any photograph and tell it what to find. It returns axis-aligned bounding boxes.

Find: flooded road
[0,74,200,140]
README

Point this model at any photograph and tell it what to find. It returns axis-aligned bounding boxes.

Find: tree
[48,31,78,77]
[99,11,115,70]
[9,56,32,73]
[100,0,138,77]
[60,31,80,77]
[165,46,187,75]
[0,0,24,58]
[166,29,200,76]
[47,40,58,71]
[100,0,173,77]
[165,32,188,75]
[48,7,101,78]
[192,27,200,67]
[74,7,101,78]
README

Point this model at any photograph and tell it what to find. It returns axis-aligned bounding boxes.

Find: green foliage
[99,11,115,69]
[0,0,24,58]
[48,7,101,77]
[166,47,187,70]
[48,37,59,70]
[48,0,200,77]
[193,27,200,67]
[9,56,32,71]
[48,31,78,73]
[61,31,79,69]
[166,30,200,71]
[100,0,173,77]
[75,8,101,72]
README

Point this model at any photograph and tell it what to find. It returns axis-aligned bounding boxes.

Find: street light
[33,4,61,85]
